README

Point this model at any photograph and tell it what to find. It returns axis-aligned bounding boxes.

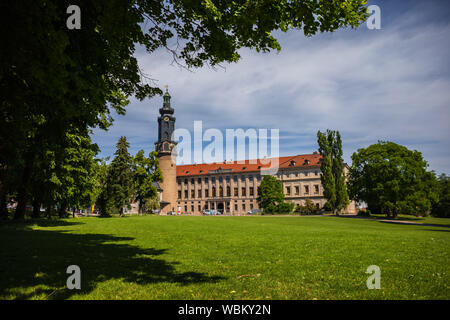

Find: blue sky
[91,0,450,174]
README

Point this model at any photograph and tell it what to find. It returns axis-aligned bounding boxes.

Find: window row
[178,201,257,212]
[178,186,258,199]
[285,184,320,196]
[178,174,262,185]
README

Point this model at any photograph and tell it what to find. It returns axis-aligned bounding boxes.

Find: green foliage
[1,0,369,218]
[132,150,163,214]
[277,201,295,214]
[432,174,450,218]
[357,209,371,217]
[317,130,349,214]
[108,137,134,216]
[257,175,295,214]
[296,199,319,215]
[257,175,285,214]
[349,141,438,217]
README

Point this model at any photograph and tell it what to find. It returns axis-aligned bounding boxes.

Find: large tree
[1,0,369,218]
[257,175,285,214]
[349,141,438,217]
[317,130,349,214]
[132,150,163,214]
[431,174,450,218]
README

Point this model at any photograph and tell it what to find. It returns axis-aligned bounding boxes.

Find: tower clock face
[163,116,169,122]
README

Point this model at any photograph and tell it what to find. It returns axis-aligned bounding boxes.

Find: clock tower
[155,87,177,215]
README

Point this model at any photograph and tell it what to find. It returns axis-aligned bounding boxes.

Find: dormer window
[304,159,310,165]
[289,160,296,166]
[242,167,247,170]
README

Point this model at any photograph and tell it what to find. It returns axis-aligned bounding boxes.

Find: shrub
[357,209,371,217]
[277,202,295,214]
[295,199,319,215]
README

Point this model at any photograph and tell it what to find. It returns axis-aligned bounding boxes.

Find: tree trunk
[32,200,40,218]
[0,191,8,219]
[46,206,52,219]
[72,208,76,218]
[58,204,66,218]
[14,152,35,220]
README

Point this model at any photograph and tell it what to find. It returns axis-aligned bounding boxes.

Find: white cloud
[92,2,450,173]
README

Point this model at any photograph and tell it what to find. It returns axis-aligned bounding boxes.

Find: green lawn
[0,215,448,300]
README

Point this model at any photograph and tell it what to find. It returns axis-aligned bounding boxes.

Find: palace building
[155,89,356,215]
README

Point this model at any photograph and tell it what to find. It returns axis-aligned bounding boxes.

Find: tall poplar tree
[317,130,349,214]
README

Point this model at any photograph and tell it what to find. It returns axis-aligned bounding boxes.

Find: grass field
[0,215,448,300]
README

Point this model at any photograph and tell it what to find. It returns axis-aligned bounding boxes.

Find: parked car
[247,209,261,215]
[202,209,211,215]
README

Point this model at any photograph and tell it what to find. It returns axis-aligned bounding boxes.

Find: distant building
[155,90,356,215]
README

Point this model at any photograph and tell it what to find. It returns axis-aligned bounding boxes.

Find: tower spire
[163,85,172,110]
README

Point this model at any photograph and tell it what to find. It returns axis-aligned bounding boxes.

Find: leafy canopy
[349,141,438,217]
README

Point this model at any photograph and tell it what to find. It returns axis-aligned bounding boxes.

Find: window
[315,171,319,176]
[191,178,194,184]
[205,177,209,183]
[248,175,253,181]
[198,178,202,184]
[219,186,223,197]
[184,205,187,212]
[191,190,195,198]
[249,187,254,196]
[257,175,261,181]
[219,176,223,183]
[235,204,238,211]
[286,186,291,195]
[177,179,181,185]
[226,176,230,182]
[191,205,194,212]
[242,203,246,211]
[212,187,216,197]
[304,172,309,176]
[227,186,231,197]
[184,190,188,199]
[314,185,319,194]
[205,189,209,197]
[234,187,238,197]
[212,177,216,183]
[304,185,309,194]
[198,204,201,211]
[178,190,181,198]
[242,187,246,197]
[198,189,202,198]
[184,179,188,184]
[233,176,238,182]
[295,186,300,195]
[250,203,254,210]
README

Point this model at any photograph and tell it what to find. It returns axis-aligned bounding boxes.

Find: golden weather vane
[164,84,168,92]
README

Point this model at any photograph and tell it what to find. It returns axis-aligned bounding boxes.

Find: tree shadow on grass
[0,223,225,300]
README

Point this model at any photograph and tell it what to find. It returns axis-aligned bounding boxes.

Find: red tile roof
[176,153,322,177]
